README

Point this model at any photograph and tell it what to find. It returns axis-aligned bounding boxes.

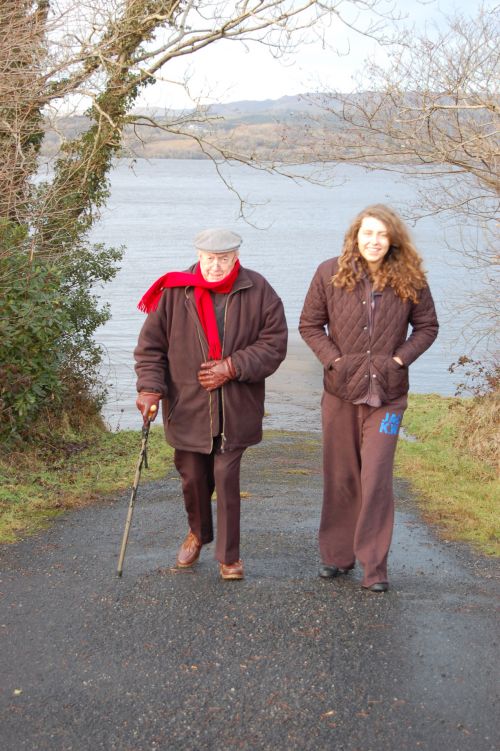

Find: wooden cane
[116,405,156,577]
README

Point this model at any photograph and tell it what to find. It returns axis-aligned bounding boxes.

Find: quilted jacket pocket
[387,357,409,398]
[323,356,348,396]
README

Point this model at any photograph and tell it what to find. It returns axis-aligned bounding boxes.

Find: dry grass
[396,393,499,556]
[451,390,499,470]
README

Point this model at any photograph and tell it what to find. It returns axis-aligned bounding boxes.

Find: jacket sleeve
[231,290,288,383]
[298,263,341,369]
[394,285,439,366]
[134,302,169,396]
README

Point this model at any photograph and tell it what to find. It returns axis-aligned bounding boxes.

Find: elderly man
[134,228,287,580]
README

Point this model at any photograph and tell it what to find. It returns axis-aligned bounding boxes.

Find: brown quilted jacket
[134,265,287,454]
[299,257,439,403]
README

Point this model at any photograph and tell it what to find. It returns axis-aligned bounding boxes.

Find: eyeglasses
[199,252,237,266]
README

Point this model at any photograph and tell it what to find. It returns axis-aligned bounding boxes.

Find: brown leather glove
[136,391,161,424]
[197,357,237,392]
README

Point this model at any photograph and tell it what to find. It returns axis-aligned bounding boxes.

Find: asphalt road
[1,432,498,751]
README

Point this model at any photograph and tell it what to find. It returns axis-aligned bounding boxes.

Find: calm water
[91,159,478,430]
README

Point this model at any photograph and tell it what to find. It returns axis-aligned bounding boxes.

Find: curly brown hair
[332,204,428,302]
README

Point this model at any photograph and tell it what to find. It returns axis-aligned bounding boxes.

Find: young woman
[299,205,438,592]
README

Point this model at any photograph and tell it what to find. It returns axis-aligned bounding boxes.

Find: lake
[91,158,479,430]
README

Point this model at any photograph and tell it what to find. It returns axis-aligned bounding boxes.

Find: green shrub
[0,220,122,443]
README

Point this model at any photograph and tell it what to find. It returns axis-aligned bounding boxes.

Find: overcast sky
[135,0,478,110]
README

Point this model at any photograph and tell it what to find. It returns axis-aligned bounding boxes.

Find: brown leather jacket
[299,257,438,404]
[134,265,287,453]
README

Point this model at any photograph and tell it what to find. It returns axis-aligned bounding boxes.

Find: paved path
[1,432,498,751]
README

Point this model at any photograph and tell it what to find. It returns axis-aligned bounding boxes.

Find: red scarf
[137,260,241,359]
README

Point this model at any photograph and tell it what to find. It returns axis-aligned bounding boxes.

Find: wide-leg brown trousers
[320,391,407,587]
[173,441,245,565]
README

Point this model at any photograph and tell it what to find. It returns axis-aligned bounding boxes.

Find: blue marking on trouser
[379,412,402,435]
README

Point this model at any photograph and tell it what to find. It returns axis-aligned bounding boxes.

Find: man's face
[198,250,238,282]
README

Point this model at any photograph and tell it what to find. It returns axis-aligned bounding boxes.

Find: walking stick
[116,405,157,577]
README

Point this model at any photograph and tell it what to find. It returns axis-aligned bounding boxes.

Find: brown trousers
[173,441,245,565]
[320,392,407,587]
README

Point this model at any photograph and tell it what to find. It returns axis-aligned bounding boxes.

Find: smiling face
[198,250,238,282]
[357,216,391,272]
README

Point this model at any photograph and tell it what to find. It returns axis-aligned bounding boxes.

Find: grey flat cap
[194,228,242,253]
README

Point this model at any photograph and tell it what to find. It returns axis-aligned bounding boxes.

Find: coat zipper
[219,282,250,452]
[193,276,252,454]
[365,282,374,401]
[187,287,214,453]
[366,282,381,400]
[219,295,230,453]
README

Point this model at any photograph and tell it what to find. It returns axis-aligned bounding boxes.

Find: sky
[134,0,478,110]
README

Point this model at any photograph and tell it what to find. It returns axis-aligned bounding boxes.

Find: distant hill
[132,94,328,118]
[41,94,343,161]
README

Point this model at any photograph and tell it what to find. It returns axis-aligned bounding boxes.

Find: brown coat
[299,257,438,404]
[134,265,287,453]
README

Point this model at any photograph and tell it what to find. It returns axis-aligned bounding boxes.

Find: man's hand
[197,357,237,391]
[136,392,160,423]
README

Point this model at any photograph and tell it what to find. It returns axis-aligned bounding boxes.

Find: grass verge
[396,393,499,557]
[0,426,173,543]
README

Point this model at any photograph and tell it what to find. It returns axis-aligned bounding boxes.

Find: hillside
[41,95,342,161]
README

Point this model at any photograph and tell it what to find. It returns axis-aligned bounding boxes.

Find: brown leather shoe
[176,530,202,567]
[220,560,244,580]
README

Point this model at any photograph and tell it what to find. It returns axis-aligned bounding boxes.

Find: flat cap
[194,228,242,253]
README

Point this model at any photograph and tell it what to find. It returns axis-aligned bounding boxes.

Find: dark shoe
[220,560,244,580]
[364,582,389,593]
[318,564,349,579]
[176,530,202,567]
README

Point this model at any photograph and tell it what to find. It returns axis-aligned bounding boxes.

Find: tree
[307,2,499,353]
[0,1,49,224]
[1,0,396,440]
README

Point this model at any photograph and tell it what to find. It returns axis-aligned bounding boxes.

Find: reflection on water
[91,159,481,431]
